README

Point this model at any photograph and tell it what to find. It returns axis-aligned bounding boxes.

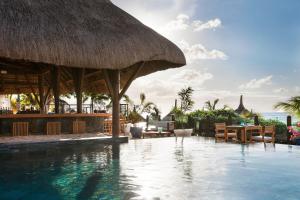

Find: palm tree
[205,99,219,111]
[274,96,300,117]
[135,93,159,117]
[178,86,194,113]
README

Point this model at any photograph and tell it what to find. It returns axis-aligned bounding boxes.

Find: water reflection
[0,143,134,200]
[1,138,300,200]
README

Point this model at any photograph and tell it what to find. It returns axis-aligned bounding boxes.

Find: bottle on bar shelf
[0,107,13,115]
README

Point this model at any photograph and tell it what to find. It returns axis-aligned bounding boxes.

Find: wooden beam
[72,68,85,113]
[38,74,46,114]
[84,70,102,79]
[52,66,61,114]
[119,62,145,99]
[103,69,114,98]
[24,74,41,106]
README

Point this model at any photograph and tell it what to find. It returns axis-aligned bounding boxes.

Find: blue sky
[112,0,300,115]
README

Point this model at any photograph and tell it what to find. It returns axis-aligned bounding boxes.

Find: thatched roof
[235,95,250,115]
[0,0,185,73]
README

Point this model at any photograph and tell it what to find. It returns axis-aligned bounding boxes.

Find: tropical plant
[172,107,188,128]
[274,96,300,118]
[20,94,39,109]
[204,99,219,111]
[126,93,160,123]
[178,86,194,113]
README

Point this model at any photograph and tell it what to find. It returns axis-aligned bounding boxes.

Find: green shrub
[259,118,287,136]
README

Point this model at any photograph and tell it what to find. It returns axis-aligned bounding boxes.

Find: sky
[112,0,300,116]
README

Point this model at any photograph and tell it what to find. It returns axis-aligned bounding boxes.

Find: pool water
[1,137,300,200]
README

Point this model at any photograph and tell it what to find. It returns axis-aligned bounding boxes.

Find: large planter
[124,123,133,136]
[130,127,143,138]
[174,129,193,137]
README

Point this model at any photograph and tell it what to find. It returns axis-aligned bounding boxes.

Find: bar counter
[0,113,111,136]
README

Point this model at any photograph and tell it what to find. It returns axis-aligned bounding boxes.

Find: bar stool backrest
[73,121,86,134]
[47,122,61,135]
[215,123,226,133]
[264,125,275,136]
[13,122,29,136]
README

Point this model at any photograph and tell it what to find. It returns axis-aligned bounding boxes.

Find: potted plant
[127,111,143,138]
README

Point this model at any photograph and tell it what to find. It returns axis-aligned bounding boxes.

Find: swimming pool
[0,137,300,200]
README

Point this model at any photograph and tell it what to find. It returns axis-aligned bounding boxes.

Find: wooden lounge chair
[215,123,237,142]
[251,125,275,143]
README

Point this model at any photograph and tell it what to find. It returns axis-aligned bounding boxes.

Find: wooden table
[226,125,250,144]
[142,131,172,139]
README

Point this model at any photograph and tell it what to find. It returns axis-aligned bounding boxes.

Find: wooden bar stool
[12,122,29,136]
[73,120,86,134]
[47,122,61,135]
[103,120,112,135]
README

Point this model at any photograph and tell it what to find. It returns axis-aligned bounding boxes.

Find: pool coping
[0,136,128,153]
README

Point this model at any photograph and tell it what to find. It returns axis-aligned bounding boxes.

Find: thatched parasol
[0,0,186,137]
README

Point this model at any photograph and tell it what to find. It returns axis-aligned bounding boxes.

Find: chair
[226,127,238,141]
[12,122,29,136]
[215,123,237,142]
[251,125,275,143]
[215,123,226,141]
[47,122,61,135]
[73,120,86,134]
[248,125,264,143]
[103,120,112,135]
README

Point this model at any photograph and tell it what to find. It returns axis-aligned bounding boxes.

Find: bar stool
[12,122,29,136]
[103,120,112,135]
[47,122,61,135]
[73,120,86,134]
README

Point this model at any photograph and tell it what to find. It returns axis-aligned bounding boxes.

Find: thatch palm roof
[235,95,249,115]
[0,0,185,95]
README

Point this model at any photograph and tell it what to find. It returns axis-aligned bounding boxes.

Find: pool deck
[0,134,129,152]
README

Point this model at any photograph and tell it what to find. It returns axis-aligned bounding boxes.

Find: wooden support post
[52,66,61,114]
[38,74,45,114]
[146,115,149,131]
[103,63,144,138]
[111,70,120,139]
[72,68,85,113]
[104,69,120,138]
[119,62,144,98]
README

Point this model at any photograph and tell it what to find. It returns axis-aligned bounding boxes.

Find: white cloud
[165,15,222,33]
[178,40,228,62]
[165,14,190,31]
[126,68,214,114]
[239,75,273,89]
[273,88,288,93]
[171,69,213,85]
[192,18,222,31]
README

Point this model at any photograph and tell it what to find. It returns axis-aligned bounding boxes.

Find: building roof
[235,95,250,115]
[0,0,186,94]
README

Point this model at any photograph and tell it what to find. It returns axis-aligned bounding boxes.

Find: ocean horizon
[261,112,298,124]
